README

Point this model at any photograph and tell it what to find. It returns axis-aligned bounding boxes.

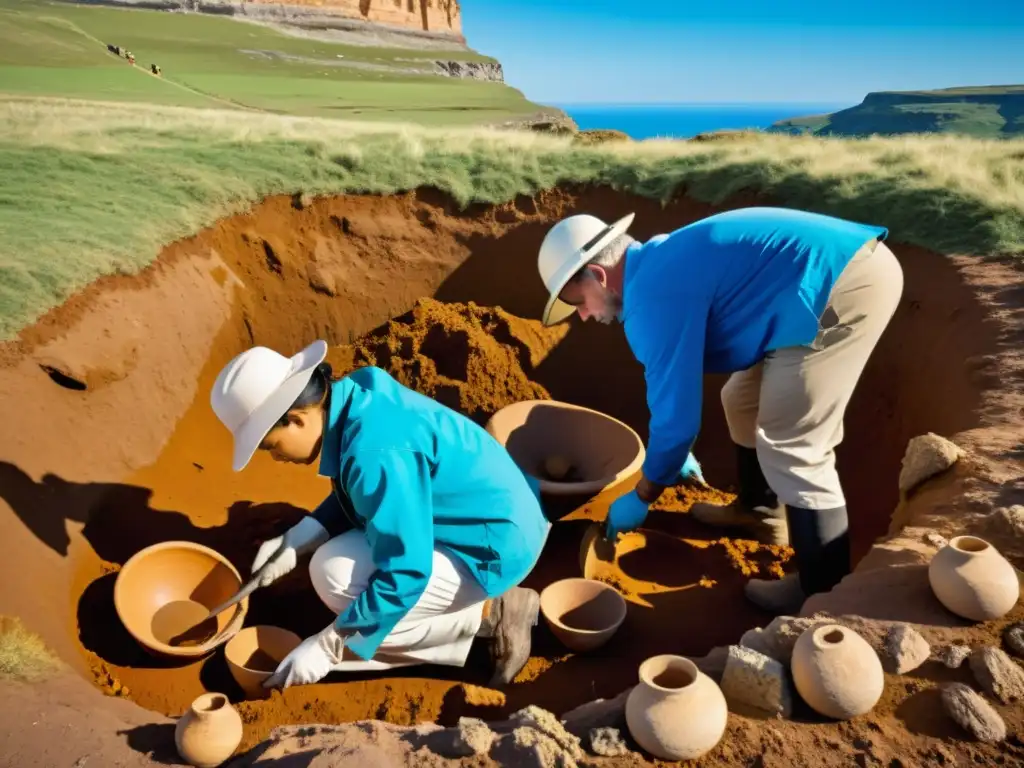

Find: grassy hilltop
[0,0,547,123]
[770,85,1024,138]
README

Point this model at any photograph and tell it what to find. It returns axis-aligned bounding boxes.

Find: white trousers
[308,531,489,672]
[721,239,904,510]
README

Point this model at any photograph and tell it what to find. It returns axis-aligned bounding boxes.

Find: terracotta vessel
[928,535,1019,621]
[791,624,884,720]
[540,577,627,652]
[174,692,243,768]
[484,399,645,497]
[223,625,303,698]
[625,654,728,761]
[114,541,248,658]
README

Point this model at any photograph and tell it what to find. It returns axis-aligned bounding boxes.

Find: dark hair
[273,362,333,427]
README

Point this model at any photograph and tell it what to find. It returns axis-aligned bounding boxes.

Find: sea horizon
[553,101,854,140]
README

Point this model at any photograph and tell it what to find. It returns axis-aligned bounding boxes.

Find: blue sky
[461,0,1024,106]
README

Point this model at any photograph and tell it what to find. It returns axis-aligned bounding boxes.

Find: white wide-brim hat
[538,212,635,326]
[210,339,328,471]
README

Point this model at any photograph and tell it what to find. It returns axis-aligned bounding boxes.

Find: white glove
[251,516,330,587]
[263,622,346,690]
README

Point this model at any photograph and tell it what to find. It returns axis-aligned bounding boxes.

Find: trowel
[579,521,618,580]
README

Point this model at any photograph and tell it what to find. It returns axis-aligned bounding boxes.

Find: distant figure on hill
[534,206,903,615]
[209,343,550,689]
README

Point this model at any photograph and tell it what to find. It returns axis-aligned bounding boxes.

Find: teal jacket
[622,206,888,486]
[310,366,549,660]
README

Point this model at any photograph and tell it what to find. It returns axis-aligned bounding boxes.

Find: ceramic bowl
[223,625,303,698]
[540,577,627,652]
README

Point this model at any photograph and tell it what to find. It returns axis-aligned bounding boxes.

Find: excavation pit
[0,186,1018,762]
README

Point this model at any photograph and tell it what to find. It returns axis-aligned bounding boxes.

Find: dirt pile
[332,296,569,422]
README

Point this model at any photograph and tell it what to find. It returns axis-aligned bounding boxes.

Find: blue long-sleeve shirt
[310,366,549,660]
[621,207,888,486]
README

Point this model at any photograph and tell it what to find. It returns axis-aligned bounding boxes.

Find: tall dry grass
[1,97,1023,339]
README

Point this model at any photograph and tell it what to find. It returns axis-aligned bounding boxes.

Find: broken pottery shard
[588,727,629,757]
[720,645,793,717]
[560,688,631,738]
[492,726,579,768]
[941,683,1006,743]
[898,433,963,494]
[969,646,1024,704]
[882,624,931,675]
[936,644,972,669]
[1003,622,1024,658]
[511,705,585,761]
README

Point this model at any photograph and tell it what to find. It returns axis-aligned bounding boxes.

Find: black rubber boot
[745,504,850,615]
[690,445,787,545]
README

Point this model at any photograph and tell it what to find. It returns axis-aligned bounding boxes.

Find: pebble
[588,727,629,757]
[941,682,1006,743]
[882,624,931,675]
[720,644,793,717]
[1003,622,1024,658]
[969,646,1024,704]
[935,644,971,669]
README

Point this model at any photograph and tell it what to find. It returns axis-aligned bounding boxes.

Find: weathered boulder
[941,683,1006,743]
[969,646,1024,704]
[881,624,931,674]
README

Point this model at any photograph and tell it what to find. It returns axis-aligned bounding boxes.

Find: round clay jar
[791,624,884,720]
[174,692,243,768]
[625,654,728,760]
[928,535,1019,621]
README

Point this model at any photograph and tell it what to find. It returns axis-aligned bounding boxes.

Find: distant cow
[151,64,161,76]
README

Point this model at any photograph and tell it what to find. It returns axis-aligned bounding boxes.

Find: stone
[969,646,1024,704]
[559,689,630,738]
[429,718,493,757]
[739,626,774,657]
[898,433,963,494]
[935,644,972,669]
[941,683,1006,743]
[1004,622,1024,657]
[588,727,629,757]
[510,706,584,761]
[720,645,793,717]
[740,615,832,664]
[882,624,931,674]
[688,645,730,682]
[923,532,949,549]
[492,726,579,768]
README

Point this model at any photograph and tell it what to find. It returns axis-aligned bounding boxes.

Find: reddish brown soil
[1,185,1021,766]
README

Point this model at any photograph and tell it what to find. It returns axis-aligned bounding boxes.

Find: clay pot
[791,624,884,720]
[928,535,1019,621]
[540,577,627,652]
[223,625,303,698]
[625,655,728,761]
[484,399,645,497]
[114,541,248,658]
[174,692,243,768]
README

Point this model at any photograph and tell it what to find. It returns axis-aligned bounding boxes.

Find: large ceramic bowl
[113,541,249,658]
[485,400,645,497]
[223,625,303,698]
[540,577,627,652]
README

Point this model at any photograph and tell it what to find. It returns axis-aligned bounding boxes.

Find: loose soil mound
[0,185,1021,766]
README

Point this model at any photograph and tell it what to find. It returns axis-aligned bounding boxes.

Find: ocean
[555,103,850,140]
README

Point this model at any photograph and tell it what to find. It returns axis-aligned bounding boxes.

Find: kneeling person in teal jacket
[211,341,550,690]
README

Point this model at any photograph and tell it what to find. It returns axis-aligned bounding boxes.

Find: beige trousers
[721,239,904,510]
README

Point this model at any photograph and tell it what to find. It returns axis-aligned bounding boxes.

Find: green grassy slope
[0,0,545,123]
[1,98,1022,340]
[770,85,1024,138]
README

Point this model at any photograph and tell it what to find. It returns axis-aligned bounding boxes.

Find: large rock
[720,645,793,717]
[898,433,963,494]
[881,624,931,674]
[969,646,1024,704]
[941,683,1007,743]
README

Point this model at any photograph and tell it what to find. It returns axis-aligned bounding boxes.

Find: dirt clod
[882,623,931,674]
[969,646,1024,704]
[940,682,1007,743]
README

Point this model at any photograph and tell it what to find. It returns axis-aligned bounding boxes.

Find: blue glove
[679,452,709,488]
[605,490,650,539]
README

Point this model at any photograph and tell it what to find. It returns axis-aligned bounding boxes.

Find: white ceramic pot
[928,535,1019,621]
[791,624,884,720]
[624,654,728,761]
[174,692,243,768]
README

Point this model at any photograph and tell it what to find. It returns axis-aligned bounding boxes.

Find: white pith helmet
[537,212,635,325]
[210,340,328,471]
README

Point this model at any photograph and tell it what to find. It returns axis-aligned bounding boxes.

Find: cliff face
[244,0,461,37]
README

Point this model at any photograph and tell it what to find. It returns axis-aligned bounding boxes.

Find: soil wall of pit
[0,185,1006,748]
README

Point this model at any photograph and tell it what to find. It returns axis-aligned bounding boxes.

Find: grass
[0,616,62,683]
[0,0,542,122]
[2,97,1023,340]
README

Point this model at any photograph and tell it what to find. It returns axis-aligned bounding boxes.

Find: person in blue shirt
[535,206,903,615]
[210,341,551,689]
